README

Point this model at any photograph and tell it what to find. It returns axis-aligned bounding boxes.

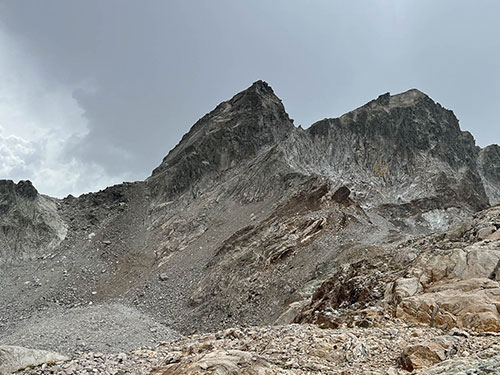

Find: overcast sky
[0,1,499,197]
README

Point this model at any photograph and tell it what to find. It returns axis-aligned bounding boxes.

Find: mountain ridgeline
[1,81,500,370]
[149,81,497,223]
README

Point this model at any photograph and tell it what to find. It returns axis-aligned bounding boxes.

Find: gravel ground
[0,303,180,355]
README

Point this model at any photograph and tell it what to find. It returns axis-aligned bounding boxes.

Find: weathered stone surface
[331,186,351,203]
[0,345,68,375]
[389,277,423,300]
[413,247,500,285]
[401,342,446,371]
[17,325,500,375]
[477,225,496,240]
[488,229,500,241]
[153,350,288,375]
[0,180,67,264]
[385,206,500,333]
[479,144,500,206]
[396,278,500,331]
[423,354,500,375]
[0,180,38,201]
[147,80,295,201]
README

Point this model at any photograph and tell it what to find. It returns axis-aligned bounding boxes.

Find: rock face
[153,350,288,375]
[0,345,68,375]
[389,206,500,332]
[294,205,500,335]
[289,90,490,215]
[400,342,447,371]
[148,80,294,201]
[1,80,500,373]
[0,180,66,264]
[479,144,500,205]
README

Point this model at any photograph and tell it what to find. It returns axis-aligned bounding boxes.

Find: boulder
[445,221,473,242]
[0,345,69,375]
[477,225,496,240]
[400,342,446,371]
[153,349,289,375]
[159,273,169,281]
[331,186,351,203]
[396,278,500,332]
[386,277,422,301]
[488,229,500,241]
[413,247,500,286]
[274,300,309,324]
[389,235,500,333]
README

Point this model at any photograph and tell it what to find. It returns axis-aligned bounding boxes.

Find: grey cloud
[0,132,37,177]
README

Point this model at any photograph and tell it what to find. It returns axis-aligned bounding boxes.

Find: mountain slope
[283,90,491,229]
[479,144,500,205]
[0,180,66,264]
[1,81,500,359]
[148,80,294,201]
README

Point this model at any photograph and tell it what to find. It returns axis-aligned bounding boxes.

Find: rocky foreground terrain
[1,81,500,374]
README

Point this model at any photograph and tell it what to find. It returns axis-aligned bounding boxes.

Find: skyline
[0,1,499,197]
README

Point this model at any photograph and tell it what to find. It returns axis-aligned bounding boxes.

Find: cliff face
[1,81,500,357]
[146,84,497,234]
[0,180,66,264]
[479,144,500,205]
[147,80,295,201]
[304,90,485,207]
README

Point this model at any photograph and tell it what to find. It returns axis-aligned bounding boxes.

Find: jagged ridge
[148,81,294,200]
[1,81,500,363]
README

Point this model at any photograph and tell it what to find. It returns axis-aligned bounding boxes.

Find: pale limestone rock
[0,345,69,375]
[152,349,290,375]
[477,225,496,240]
[445,221,472,241]
[396,278,500,332]
[394,277,422,299]
[488,229,500,241]
[412,246,500,286]
[400,342,446,371]
[390,235,500,333]
[274,300,309,324]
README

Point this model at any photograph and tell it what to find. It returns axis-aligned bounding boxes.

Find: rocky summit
[1,81,499,374]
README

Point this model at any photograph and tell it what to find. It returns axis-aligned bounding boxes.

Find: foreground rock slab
[0,345,68,375]
[153,349,289,375]
[16,324,500,375]
[386,208,500,333]
[400,342,446,371]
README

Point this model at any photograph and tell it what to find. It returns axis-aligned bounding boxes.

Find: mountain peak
[368,89,429,109]
[249,79,273,92]
[388,88,428,106]
[148,81,294,198]
[0,179,38,201]
[226,80,283,113]
[327,88,444,127]
[243,80,278,98]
